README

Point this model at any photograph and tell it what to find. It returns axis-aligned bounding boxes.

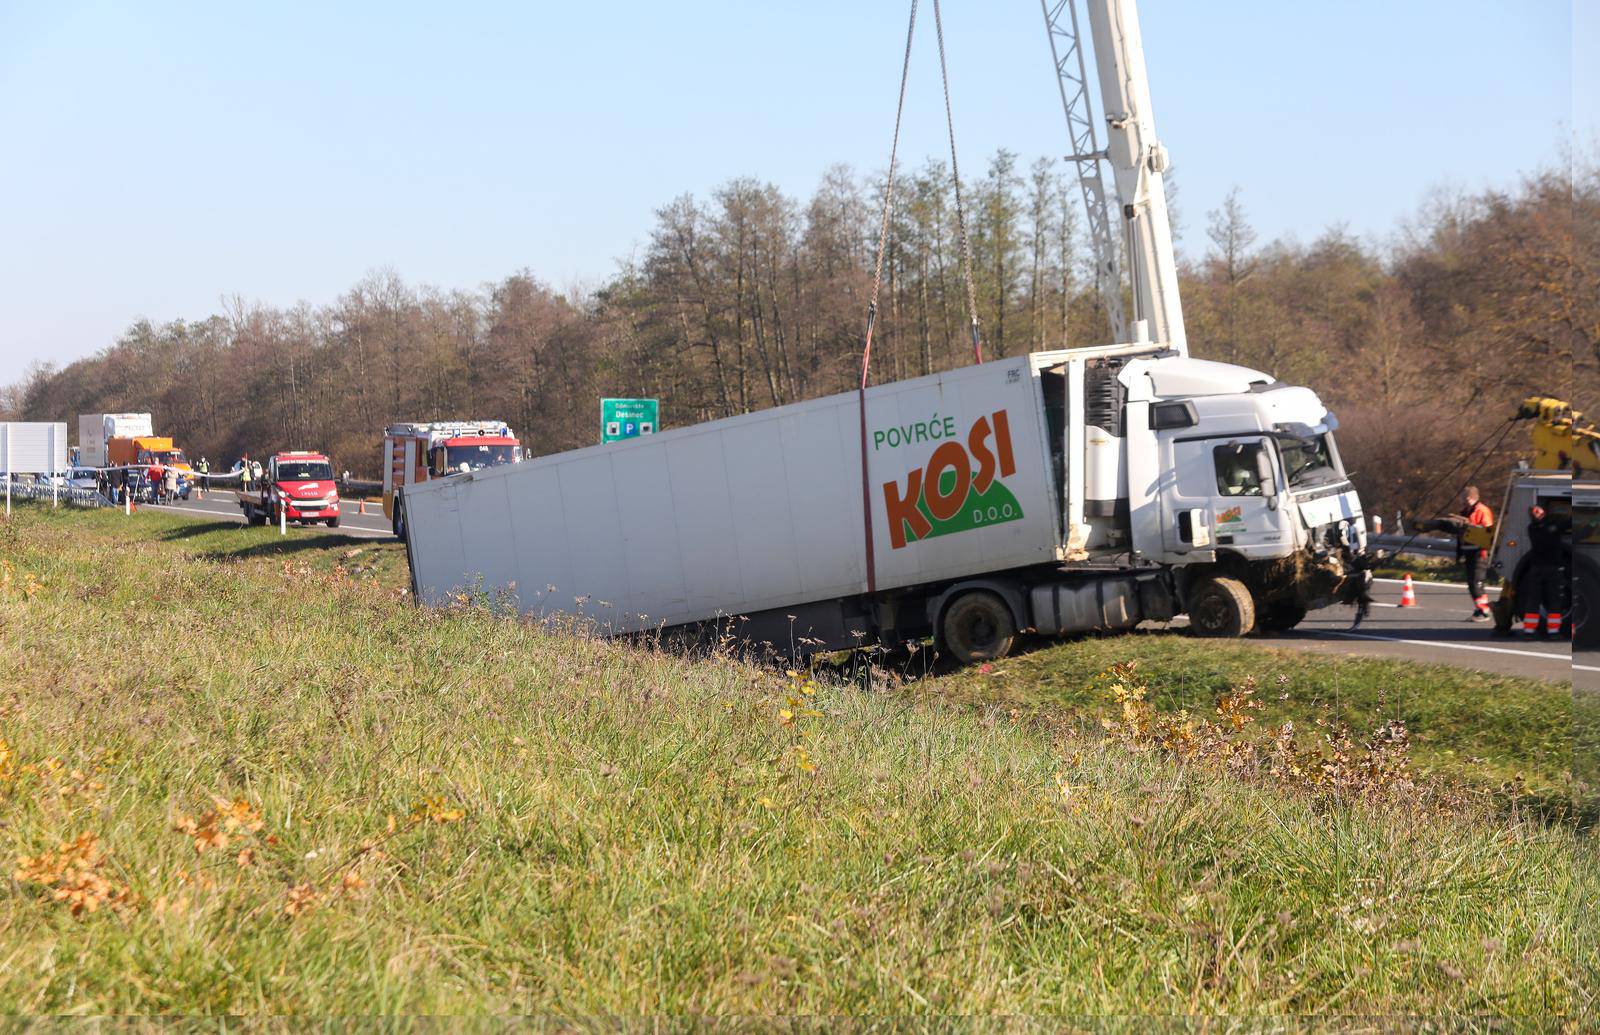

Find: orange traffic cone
[1398,574,1417,607]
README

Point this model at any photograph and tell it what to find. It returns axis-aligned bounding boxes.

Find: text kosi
[882,411,1025,549]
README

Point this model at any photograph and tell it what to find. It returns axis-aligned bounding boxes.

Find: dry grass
[0,503,1594,1017]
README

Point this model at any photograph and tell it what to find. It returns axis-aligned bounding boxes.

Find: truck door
[1204,438,1286,556]
[1162,437,1218,555]
[1161,435,1286,557]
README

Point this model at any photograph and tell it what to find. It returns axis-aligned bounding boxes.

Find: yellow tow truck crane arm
[1441,397,1596,554]
[1517,396,1600,475]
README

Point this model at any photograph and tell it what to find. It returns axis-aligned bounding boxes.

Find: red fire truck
[236,451,342,528]
[382,421,521,537]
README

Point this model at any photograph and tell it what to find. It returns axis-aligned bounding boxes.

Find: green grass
[0,503,1594,1017]
[925,634,1575,806]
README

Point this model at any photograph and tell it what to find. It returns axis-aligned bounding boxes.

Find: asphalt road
[1271,577,1572,683]
[132,498,1573,681]
[144,492,395,539]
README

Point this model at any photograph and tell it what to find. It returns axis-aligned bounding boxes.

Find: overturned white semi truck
[400,345,1368,662]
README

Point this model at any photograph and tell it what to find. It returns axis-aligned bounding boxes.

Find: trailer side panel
[405,356,1061,634]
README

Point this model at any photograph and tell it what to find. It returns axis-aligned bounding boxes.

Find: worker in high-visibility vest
[1459,486,1494,621]
[1520,505,1569,637]
[197,457,210,488]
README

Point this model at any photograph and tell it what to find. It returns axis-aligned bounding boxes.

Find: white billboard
[2,422,69,475]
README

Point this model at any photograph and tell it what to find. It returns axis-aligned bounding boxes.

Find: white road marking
[1306,629,1570,664]
[1374,577,1470,590]
[1574,664,1600,673]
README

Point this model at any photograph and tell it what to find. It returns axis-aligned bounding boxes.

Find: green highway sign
[601,398,659,443]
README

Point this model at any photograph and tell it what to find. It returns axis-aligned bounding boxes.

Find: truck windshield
[156,450,187,465]
[1277,433,1344,488]
[277,461,334,481]
[446,444,518,472]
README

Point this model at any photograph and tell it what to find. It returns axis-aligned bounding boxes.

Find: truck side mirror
[1255,448,1280,509]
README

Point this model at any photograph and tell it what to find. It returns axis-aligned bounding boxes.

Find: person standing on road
[240,455,253,493]
[197,456,210,489]
[1519,505,1570,637]
[1459,486,1494,621]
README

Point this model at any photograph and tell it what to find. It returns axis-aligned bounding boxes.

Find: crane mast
[1041,0,1187,356]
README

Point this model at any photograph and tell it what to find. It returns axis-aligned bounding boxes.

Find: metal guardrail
[2,476,109,507]
[1369,533,1457,558]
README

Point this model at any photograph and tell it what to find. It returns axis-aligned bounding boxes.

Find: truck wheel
[940,591,1017,664]
[1575,562,1600,649]
[1257,601,1307,633]
[1188,577,1256,637]
[392,496,405,539]
[326,516,340,529]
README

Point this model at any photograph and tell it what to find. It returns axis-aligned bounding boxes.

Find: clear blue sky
[0,0,1590,385]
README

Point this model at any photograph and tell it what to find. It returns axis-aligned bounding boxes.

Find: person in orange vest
[1459,486,1494,621]
[148,458,165,503]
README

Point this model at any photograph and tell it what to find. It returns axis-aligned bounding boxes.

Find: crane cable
[857,0,984,600]
[932,0,984,365]
[857,0,920,596]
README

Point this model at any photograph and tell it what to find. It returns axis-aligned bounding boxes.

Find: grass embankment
[928,634,1574,806]
[0,504,1594,1016]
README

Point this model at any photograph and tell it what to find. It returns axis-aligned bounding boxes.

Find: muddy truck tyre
[1188,577,1256,637]
[940,591,1017,664]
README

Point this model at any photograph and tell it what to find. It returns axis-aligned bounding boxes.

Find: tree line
[5,151,1595,521]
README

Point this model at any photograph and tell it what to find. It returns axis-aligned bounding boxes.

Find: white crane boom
[1043,0,1188,356]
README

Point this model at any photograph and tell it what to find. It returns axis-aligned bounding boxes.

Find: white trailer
[402,346,1369,660]
[77,413,153,469]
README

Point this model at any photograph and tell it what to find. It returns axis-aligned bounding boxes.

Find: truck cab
[1136,359,1365,623]
[1034,349,1367,637]
[250,452,341,527]
[135,444,191,472]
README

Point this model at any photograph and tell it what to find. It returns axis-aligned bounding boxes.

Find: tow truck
[237,451,342,528]
[1416,397,1599,644]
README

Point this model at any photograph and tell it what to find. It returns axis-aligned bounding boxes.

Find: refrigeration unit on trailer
[401,346,1369,661]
